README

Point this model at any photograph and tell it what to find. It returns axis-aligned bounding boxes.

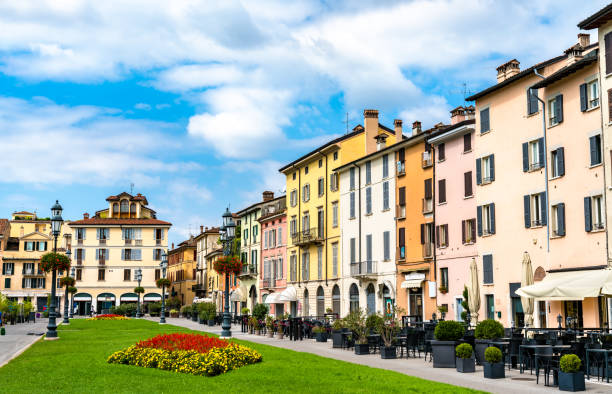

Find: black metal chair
[534,346,555,386]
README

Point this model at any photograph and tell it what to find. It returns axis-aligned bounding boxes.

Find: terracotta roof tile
[68,218,171,226]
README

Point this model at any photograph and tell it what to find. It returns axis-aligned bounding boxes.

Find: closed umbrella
[468,258,481,325]
[521,252,534,327]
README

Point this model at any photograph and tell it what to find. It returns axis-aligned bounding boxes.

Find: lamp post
[62,250,72,324]
[220,207,236,338]
[135,268,143,318]
[160,252,168,324]
[69,267,76,318]
[46,200,63,340]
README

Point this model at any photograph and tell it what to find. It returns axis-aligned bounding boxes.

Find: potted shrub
[241,307,250,316]
[376,312,400,359]
[366,313,383,334]
[250,316,261,335]
[252,303,269,321]
[191,305,199,321]
[313,325,328,342]
[331,318,344,348]
[474,319,504,365]
[148,302,161,317]
[558,354,585,392]
[345,310,369,355]
[276,320,285,339]
[455,343,475,373]
[169,309,179,318]
[266,316,275,338]
[200,302,216,325]
[432,320,465,368]
[438,285,448,294]
[437,305,448,320]
[483,347,505,379]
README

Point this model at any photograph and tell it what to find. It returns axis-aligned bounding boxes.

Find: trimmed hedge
[434,320,465,341]
[560,354,581,373]
[484,347,502,363]
[455,343,473,359]
[474,319,504,340]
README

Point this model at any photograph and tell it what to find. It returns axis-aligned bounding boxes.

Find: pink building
[428,108,477,322]
[258,194,287,318]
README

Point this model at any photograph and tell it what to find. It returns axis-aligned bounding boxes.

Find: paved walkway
[149,317,611,394]
[0,318,48,367]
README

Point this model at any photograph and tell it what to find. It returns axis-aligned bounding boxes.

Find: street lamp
[46,200,63,339]
[160,252,168,324]
[135,268,143,318]
[62,249,72,324]
[69,266,76,318]
[220,207,236,338]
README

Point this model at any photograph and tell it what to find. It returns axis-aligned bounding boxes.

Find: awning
[264,293,282,304]
[278,286,298,302]
[517,268,612,300]
[97,292,115,301]
[193,297,213,303]
[73,292,92,301]
[230,287,244,302]
[120,292,139,302]
[143,293,162,301]
[401,272,425,289]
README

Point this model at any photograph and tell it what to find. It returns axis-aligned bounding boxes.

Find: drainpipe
[532,69,551,253]
[294,164,301,288]
[317,150,329,286]
[429,139,437,282]
[357,164,362,270]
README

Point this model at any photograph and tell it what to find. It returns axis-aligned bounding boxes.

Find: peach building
[427,108,477,322]
[467,34,608,328]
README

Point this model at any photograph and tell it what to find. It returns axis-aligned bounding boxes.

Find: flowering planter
[431,340,457,368]
[354,344,370,355]
[276,332,284,339]
[255,330,261,336]
[380,346,397,359]
[332,331,343,348]
[456,357,475,373]
[558,371,585,392]
[315,332,328,342]
[267,331,274,338]
[483,362,505,379]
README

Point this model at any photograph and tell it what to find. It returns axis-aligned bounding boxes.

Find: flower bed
[107,333,262,376]
[88,314,129,320]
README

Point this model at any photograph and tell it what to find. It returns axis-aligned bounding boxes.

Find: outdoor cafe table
[586,348,612,383]
[519,344,571,373]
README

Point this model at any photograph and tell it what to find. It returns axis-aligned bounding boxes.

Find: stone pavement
[148,317,612,394]
[0,318,48,367]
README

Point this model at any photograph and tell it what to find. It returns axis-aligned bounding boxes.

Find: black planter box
[558,371,585,392]
[315,332,328,342]
[191,314,198,322]
[474,340,490,365]
[354,343,370,355]
[380,346,397,359]
[207,319,215,326]
[456,357,475,373]
[332,331,343,348]
[483,362,505,379]
[431,340,457,368]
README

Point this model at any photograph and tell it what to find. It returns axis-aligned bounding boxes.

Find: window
[251,249,258,269]
[580,80,599,111]
[476,154,494,184]
[365,161,371,184]
[477,203,495,235]
[548,95,563,126]
[292,172,296,180]
[123,269,131,281]
[332,202,338,227]
[318,177,324,196]
[365,234,372,264]
[462,219,476,244]
[527,88,538,115]
[585,195,605,231]
[98,269,105,281]
[349,192,356,219]
[524,192,546,228]
[290,216,297,237]
[330,173,338,191]
[305,166,309,175]
[301,251,309,281]
[22,262,34,274]
[97,228,109,240]
[4,278,10,288]
[333,151,338,160]
[97,248,109,261]
[276,256,283,279]
[423,178,433,213]
[483,255,493,284]
[155,269,160,280]
[302,212,310,232]
[438,179,446,204]
[552,203,566,237]
[486,294,495,319]
[318,159,323,168]
[302,184,310,202]
[76,268,82,281]
[332,242,338,277]
[112,203,119,214]
[438,143,445,161]
[290,189,297,207]
[590,135,602,166]
[317,246,323,280]
[24,241,34,251]
[290,254,297,281]
[243,229,248,240]
[37,242,47,251]
[421,223,434,257]
[382,181,390,210]
[365,187,372,215]
[463,133,472,152]
[522,138,544,171]
[551,148,565,178]
[440,268,449,289]
[480,107,490,133]
[382,154,389,178]
[2,263,14,275]
[349,167,356,190]
[436,224,448,248]
[350,238,356,264]
[383,231,390,261]
[396,148,406,175]
[464,171,473,197]
[397,186,406,218]
[76,228,86,240]
[252,225,258,238]
[398,227,405,259]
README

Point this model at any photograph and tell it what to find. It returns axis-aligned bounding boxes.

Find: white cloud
[153,64,245,92]
[134,102,151,110]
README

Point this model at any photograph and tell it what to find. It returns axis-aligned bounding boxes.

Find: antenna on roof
[462,82,472,105]
[130,182,134,194]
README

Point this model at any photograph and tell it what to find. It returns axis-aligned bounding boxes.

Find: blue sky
[0,0,607,245]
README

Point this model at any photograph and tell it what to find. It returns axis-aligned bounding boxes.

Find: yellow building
[168,237,197,306]
[279,109,401,317]
[0,211,71,312]
[68,192,171,314]
[193,226,221,300]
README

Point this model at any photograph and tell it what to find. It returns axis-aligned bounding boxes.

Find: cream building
[193,226,221,302]
[68,192,171,314]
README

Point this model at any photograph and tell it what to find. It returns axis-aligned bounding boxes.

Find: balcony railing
[350,261,377,277]
[422,198,433,214]
[594,222,605,230]
[135,240,142,246]
[422,152,433,168]
[124,239,132,245]
[396,161,405,176]
[76,258,83,266]
[423,243,434,259]
[98,258,106,266]
[99,239,106,245]
[396,204,406,219]
[238,264,257,278]
[262,278,273,288]
[292,227,324,246]
[192,284,205,292]
[77,239,84,245]
[156,239,162,246]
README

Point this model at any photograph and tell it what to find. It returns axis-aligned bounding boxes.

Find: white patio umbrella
[468,258,481,325]
[521,252,534,327]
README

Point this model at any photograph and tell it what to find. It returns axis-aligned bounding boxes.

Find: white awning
[264,293,282,304]
[230,288,244,302]
[193,297,213,303]
[517,268,612,300]
[401,272,425,289]
[143,293,162,301]
[278,286,298,302]
[120,297,138,301]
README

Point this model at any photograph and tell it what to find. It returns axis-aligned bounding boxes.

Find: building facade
[168,237,197,306]
[193,226,220,301]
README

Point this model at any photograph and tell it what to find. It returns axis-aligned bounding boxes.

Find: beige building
[168,237,197,306]
[68,192,171,314]
[193,226,221,302]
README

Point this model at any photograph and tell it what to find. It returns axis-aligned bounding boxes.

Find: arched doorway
[316,286,325,317]
[332,285,341,315]
[303,289,309,317]
[73,292,92,315]
[120,292,138,305]
[97,292,115,313]
[349,284,359,313]
[249,285,257,310]
[366,284,376,315]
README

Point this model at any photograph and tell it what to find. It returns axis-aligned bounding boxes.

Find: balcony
[292,227,324,246]
[124,239,133,245]
[422,152,433,168]
[192,283,205,292]
[156,239,162,246]
[23,269,44,277]
[238,264,257,278]
[76,259,83,266]
[99,239,106,245]
[350,261,377,278]
[262,278,273,288]
[135,240,142,246]
[422,243,434,259]
[422,198,433,214]
[396,205,406,220]
[98,258,106,266]
[396,161,405,176]
[77,239,84,245]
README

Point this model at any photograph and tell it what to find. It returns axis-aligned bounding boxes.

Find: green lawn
[0,319,481,393]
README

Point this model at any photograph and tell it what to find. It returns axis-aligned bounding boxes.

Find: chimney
[394,119,403,141]
[200,225,203,233]
[465,105,475,120]
[375,134,388,151]
[578,33,590,48]
[172,242,175,249]
[364,109,379,154]
[262,191,274,202]
[496,59,520,83]
[83,213,89,219]
[566,34,589,66]
[450,106,466,125]
[412,121,422,135]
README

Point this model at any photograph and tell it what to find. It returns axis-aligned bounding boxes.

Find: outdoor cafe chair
[534,346,556,386]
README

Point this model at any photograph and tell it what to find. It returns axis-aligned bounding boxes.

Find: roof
[427,119,476,145]
[530,50,598,89]
[68,218,171,226]
[106,192,149,205]
[578,3,612,29]
[13,211,34,215]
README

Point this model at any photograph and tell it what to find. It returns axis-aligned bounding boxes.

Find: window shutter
[609,89,612,122]
[590,136,598,166]
[464,133,471,152]
[540,192,547,226]
[398,227,405,247]
[480,108,490,133]
[444,224,448,246]
[41,278,46,288]
[383,231,390,261]
[557,203,566,236]
[522,142,529,172]
[483,255,493,284]
[461,220,466,244]
[96,228,100,240]
[477,206,483,236]
[538,138,544,167]
[606,32,612,75]
[366,187,372,213]
[476,158,482,184]
[383,181,389,210]
[580,83,588,112]
[489,203,496,234]
[439,179,446,204]
[584,196,592,232]
[464,171,473,197]
[490,155,495,181]
[350,192,355,218]
[424,179,432,199]
[558,147,565,176]
[524,195,531,228]
[420,224,425,245]
[471,219,476,242]
[435,226,440,247]
[135,249,141,260]
[398,148,405,162]
[528,89,538,115]
[555,94,563,123]
[439,143,445,161]
[1,264,4,275]
[121,249,125,260]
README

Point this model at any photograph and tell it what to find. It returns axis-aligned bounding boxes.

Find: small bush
[180,305,191,316]
[475,319,504,340]
[148,302,161,315]
[241,307,250,315]
[331,318,344,331]
[312,325,326,333]
[434,320,465,341]
[560,354,581,373]
[455,343,473,359]
[484,347,502,364]
[252,303,269,320]
[199,302,217,320]
[365,314,383,331]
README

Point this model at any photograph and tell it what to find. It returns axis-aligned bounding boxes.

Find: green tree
[461,286,470,321]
